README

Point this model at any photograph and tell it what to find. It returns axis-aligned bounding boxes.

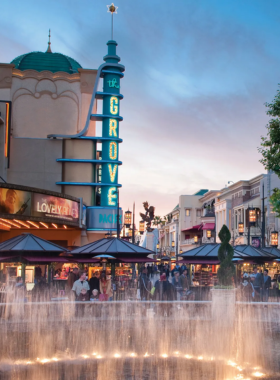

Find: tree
[217,225,235,287]
[258,86,280,215]
[259,87,280,176]
[153,216,162,227]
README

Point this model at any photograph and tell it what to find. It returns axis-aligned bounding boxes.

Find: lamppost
[271,231,279,247]
[194,235,198,245]
[139,220,145,235]
[206,230,212,240]
[236,206,257,246]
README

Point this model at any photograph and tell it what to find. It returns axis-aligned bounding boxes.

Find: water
[0,297,280,380]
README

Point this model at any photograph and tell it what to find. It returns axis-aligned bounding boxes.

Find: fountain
[0,298,280,380]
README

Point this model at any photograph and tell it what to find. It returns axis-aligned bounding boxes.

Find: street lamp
[206,230,211,239]
[171,241,175,250]
[249,208,256,226]
[179,249,183,254]
[124,210,132,228]
[139,220,145,235]
[194,235,198,244]
[238,222,244,236]
[128,228,133,238]
[271,231,278,247]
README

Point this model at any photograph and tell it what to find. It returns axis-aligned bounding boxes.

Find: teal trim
[96,92,123,100]
[90,114,123,121]
[76,136,123,143]
[56,158,122,164]
[56,182,122,187]
[101,70,124,77]
[87,228,117,231]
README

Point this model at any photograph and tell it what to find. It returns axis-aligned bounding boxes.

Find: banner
[32,193,79,222]
[251,236,261,248]
[0,188,31,216]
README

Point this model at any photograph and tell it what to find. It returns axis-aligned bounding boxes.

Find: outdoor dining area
[0,233,155,302]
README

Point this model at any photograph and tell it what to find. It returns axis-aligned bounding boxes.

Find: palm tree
[153,216,162,227]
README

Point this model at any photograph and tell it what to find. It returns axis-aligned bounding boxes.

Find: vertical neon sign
[100,40,123,207]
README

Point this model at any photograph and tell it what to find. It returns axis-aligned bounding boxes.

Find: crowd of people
[240,267,278,302]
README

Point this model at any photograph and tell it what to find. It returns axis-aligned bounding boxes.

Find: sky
[1,0,280,225]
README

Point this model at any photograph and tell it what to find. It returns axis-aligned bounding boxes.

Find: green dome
[11,51,82,74]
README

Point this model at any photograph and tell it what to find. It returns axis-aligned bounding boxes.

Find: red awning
[181,224,202,232]
[69,258,99,263]
[0,256,16,262]
[179,260,220,265]
[23,256,69,263]
[202,223,215,230]
[118,257,156,263]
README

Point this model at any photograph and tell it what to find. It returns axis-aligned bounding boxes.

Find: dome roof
[11,51,82,74]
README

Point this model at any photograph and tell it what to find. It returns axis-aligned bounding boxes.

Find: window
[196,209,201,217]
[185,209,190,216]
[238,191,242,197]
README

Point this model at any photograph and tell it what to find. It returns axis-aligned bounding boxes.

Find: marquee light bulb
[109,119,117,137]
[108,164,117,182]
[109,142,117,160]
[110,96,119,115]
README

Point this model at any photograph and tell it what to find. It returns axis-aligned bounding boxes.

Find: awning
[180,260,220,265]
[69,258,99,263]
[0,256,16,262]
[23,256,69,263]
[202,223,215,230]
[181,224,202,232]
[118,257,156,263]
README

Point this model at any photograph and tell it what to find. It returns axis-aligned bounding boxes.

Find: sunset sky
[1,0,279,224]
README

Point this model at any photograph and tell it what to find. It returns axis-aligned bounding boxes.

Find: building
[158,171,280,256]
[0,33,124,246]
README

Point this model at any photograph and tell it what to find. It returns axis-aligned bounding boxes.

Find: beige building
[0,35,122,246]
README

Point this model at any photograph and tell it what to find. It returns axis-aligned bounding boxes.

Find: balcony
[203,207,215,217]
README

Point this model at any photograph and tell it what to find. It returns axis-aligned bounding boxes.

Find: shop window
[185,209,190,216]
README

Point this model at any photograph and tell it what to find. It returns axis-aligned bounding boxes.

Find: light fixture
[194,236,198,243]
[124,210,132,228]
[206,230,211,239]
[271,231,278,247]
[27,221,39,228]
[14,219,30,228]
[63,225,67,229]
[171,241,175,248]
[238,222,244,236]
[249,208,256,226]
[128,228,133,237]
[0,221,11,229]
[180,249,183,254]
[1,219,21,228]
[52,223,58,229]
[40,222,49,229]
[139,220,145,234]
[156,243,159,250]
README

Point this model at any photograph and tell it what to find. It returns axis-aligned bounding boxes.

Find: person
[90,289,99,301]
[67,267,79,291]
[99,272,112,301]
[180,264,187,274]
[77,288,90,301]
[14,276,26,302]
[72,271,90,300]
[139,267,151,301]
[147,264,152,279]
[240,272,255,301]
[163,264,170,278]
[276,275,280,301]
[89,271,100,294]
[252,268,263,301]
[153,264,158,275]
[32,276,49,300]
[172,271,183,300]
[0,189,17,214]
[171,263,181,277]
[154,273,175,316]
[262,269,271,302]
[180,269,190,292]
